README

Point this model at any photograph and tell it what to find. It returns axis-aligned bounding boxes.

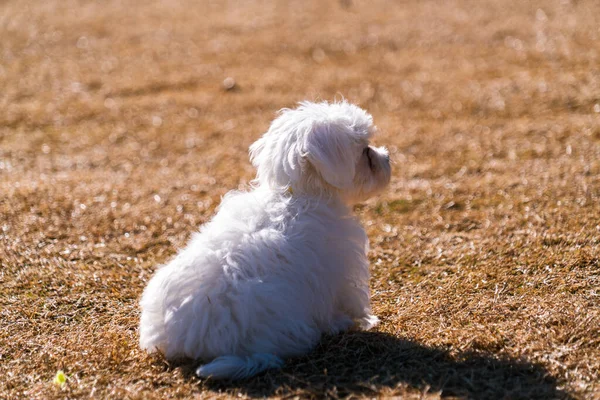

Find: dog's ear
[304,121,356,190]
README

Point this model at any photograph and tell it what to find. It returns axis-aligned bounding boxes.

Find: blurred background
[1,0,599,398]
[2,0,599,185]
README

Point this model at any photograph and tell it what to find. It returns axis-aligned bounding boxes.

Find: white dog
[139,101,391,380]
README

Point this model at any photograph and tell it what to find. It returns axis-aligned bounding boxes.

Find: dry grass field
[1,0,599,398]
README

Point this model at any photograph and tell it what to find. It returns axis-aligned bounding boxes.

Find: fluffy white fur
[139,101,391,380]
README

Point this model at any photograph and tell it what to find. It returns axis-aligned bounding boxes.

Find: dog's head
[249,101,391,203]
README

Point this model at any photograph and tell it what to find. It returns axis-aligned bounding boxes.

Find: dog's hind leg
[196,353,284,380]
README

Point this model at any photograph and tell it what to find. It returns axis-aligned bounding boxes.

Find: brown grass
[1,0,599,398]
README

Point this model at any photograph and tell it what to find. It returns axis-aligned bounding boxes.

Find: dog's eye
[364,147,374,169]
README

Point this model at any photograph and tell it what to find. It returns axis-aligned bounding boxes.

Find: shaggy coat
[139,101,391,379]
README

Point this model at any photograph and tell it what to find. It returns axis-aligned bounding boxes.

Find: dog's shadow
[172,331,571,399]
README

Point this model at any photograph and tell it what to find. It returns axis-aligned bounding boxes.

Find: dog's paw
[355,314,379,330]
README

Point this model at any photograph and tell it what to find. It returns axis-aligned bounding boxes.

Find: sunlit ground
[1,0,599,398]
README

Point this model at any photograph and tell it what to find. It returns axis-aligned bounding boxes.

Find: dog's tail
[196,353,284,380]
